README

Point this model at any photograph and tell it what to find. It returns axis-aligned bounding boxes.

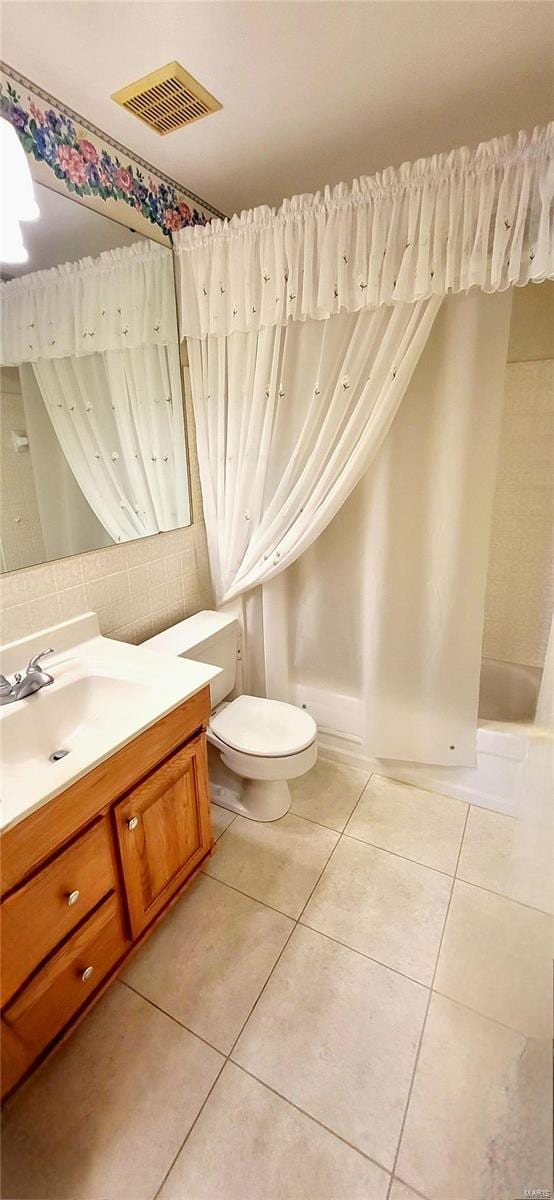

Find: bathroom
[0,2,552,1198]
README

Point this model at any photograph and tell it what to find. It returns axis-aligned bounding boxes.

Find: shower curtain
[278,289,512,763]
[175,121,553,764]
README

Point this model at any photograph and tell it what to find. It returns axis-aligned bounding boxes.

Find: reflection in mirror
[0,182,191,573]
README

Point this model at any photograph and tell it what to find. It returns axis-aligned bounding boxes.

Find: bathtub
[303,658,546,816]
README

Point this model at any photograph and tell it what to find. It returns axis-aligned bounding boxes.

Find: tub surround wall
[0,380,214,646]
[482,283,553,669]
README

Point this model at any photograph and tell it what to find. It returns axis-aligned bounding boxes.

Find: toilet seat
[209,694,317,758]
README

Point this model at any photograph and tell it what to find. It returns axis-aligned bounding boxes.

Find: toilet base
[211,777,291,822]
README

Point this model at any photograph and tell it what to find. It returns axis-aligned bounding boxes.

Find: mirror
[0,182,191,573]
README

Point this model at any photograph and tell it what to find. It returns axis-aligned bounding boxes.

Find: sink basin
[0,612,221,832]
[1,672,154,768]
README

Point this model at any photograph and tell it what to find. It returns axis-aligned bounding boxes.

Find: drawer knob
[127,816,139,831]
[81,966,94,983]
[67,889,80,907]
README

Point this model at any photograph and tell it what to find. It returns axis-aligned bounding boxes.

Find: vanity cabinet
[114,734,211,937]
[0,686,213,1101]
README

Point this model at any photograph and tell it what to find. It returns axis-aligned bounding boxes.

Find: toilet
[145,611,318,821]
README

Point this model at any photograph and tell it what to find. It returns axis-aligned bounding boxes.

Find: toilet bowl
[145,612,317,821]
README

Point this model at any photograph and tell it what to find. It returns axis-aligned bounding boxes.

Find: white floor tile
[289,758,370,831]
[302,836,451,984]
[210,802,236,841]
[435,879,552,1037]
[397,993,552,1200]
[458,805,553,913]
[1,983,223,1200]
[390,1180,428,1200]
[123,874,293,1052]
[159,1062,390,1200]
[346,775,467,874]
[233,925,428,1170]
[204,813,338,918]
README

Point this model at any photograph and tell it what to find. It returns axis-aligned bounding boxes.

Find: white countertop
[0,612,219,833]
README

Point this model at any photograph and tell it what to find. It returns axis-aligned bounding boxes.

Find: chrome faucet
[0,649,55,706]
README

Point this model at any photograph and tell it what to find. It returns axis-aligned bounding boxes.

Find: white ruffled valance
[1,241,179,366]
[175,122,554,339]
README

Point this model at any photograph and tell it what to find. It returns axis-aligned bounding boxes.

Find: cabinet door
[114,733,212,937]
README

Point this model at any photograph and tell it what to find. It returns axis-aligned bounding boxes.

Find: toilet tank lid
[144,610,238,657]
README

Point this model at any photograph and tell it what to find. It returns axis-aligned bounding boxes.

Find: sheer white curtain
[32,344,188,542]
[176,123,553,337]
[188,297,441,603]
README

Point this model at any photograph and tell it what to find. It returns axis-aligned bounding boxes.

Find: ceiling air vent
[111,61,222,135]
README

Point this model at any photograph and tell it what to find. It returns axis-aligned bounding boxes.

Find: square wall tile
[204,813,338,918]
[1,983,223,1200]
[233,925,428,1170]
[346,775,467,875]
[124,874,293,1053]
[159,1062,390,1200]
[302,836,451,985]
[289,758,370,831]
[397,993,552,1200]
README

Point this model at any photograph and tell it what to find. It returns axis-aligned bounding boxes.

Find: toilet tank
[144,611,238,706]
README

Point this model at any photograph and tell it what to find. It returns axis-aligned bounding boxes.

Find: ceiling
[2,1,553,218]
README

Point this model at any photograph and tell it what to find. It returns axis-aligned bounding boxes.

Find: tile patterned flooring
[2,762,552,1200]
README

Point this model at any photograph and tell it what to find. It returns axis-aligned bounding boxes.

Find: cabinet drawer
[3,895,127,1065]
[1,819,116,1006]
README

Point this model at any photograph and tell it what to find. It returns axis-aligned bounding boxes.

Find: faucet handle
[27,648,55,673]
[0,674,12,694]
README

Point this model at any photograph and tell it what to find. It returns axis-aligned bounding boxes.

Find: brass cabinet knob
[67,890,80,906]
[81,966,94,983]
[127,816,139,831]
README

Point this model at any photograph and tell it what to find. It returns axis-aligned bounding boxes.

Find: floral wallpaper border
[1,62,225,239]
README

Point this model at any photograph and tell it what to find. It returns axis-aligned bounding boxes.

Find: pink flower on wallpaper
[57,144,87,185]
[115,167,133,192]
[164,208,183,231]
[79,139,98,164]
[29,99,44,124]
[178,201,191,221]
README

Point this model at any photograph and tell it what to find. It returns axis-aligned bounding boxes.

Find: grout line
[215,796,552,917]
[384,804,471,1200]
[140,786,544,1198]
[453,871,553,916]
[200,866,305,920]
[391,1177,431,1200]
[152,1055,226,1200]
[119,979,228,1056]
[228,1060,393,1181]
[152,830,344,1198]
[296,921,431,991]
[340,830,457,879]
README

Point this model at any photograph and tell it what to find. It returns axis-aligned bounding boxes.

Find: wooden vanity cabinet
[0,686,213,1101]
[114,733,212,937]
